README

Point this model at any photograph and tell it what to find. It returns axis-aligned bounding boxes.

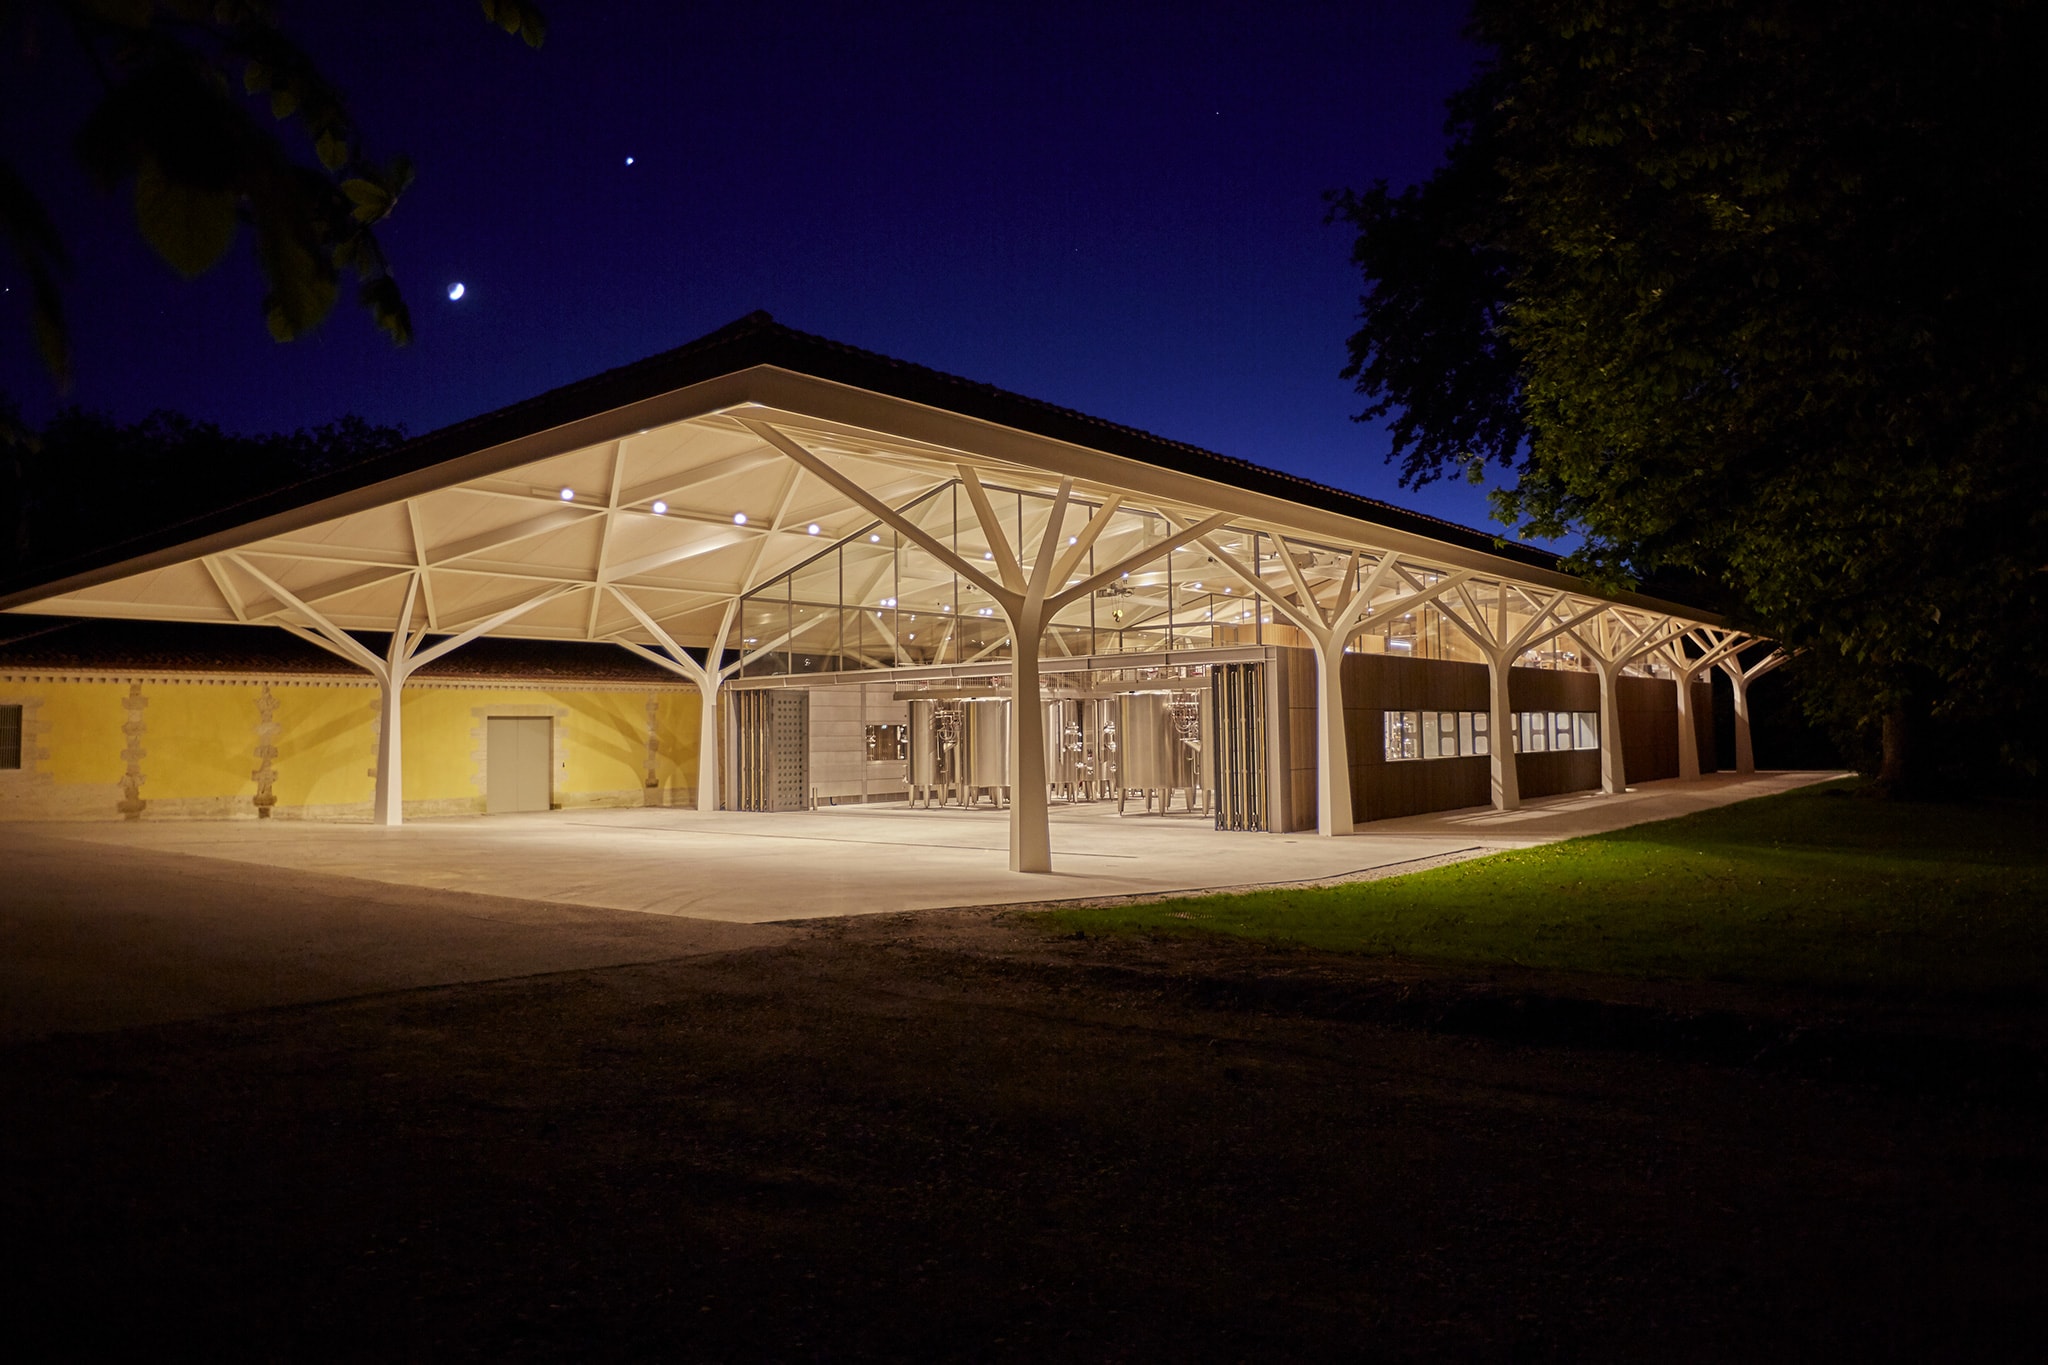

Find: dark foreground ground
[3,908,2043,1362]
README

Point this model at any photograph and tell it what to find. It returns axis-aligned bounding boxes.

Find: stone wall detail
[252,685,280,818]
[117,682,147,819]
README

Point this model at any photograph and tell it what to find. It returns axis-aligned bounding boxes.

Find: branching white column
[232,555,569,826]
[1434,583,1603,812]
[1657,630,1749,781]
[1718,646,1789,774]
[744,418,1223,872]
[611,590,740,811]
[1564,613,1684,796]
[1175,523,1466,835]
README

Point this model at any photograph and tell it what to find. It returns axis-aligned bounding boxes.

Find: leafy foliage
[0,402,406,574]
[1334,0,2048,781]
[2,1,547,381]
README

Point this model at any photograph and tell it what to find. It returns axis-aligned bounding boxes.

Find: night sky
[1,2,1506,533]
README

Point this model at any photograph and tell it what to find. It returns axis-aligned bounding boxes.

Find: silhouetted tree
[1332,0,2048,789]
[2,406,405,576]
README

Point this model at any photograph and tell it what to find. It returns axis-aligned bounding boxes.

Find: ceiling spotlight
[870,533,881,543]
[651,500,668,515]
[983,551,993,560]
[808,523,821,535]
[559,487,575,501]
[1069,535,1078,545]
[733,512,748,525]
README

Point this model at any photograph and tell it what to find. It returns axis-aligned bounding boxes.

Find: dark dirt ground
[2,908,2043,1362]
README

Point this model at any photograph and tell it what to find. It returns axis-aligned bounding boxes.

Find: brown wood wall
[1616,676,1716,784]
[1268,651,1711,825]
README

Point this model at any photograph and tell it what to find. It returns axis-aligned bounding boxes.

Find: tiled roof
[0,617,692,683]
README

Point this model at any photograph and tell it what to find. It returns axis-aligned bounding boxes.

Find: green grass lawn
[1039,781,2048,998]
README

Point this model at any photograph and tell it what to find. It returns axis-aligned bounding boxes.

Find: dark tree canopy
[1333,0,2048,785]
[2,0,548,386]
[0,399,406,574]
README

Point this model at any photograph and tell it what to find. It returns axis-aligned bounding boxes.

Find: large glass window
[1384,710,1420,761]
[1505,710,1603,753]
[1385,710,1489,762]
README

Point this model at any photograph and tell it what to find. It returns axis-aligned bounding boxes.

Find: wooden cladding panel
[1517,749,1601,800]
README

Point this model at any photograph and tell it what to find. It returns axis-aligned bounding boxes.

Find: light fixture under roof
[559,487,575,502]
[733,512,748,525]
[870,533,881,543]
[651,500,668,515]
[808,523,821,535]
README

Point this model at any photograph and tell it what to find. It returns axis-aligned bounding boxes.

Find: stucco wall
[0,672,701,822]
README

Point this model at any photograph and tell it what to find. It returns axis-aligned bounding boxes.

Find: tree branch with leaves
[2,0,548,386]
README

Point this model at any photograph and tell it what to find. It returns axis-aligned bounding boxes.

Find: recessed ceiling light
[651,500,668,515]
[870,533,881,543]
[559,487,575,501]
[808,523,821,535]
[733,512,748,525]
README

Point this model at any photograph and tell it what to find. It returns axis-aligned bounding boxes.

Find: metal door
[486,716,552,813]
[733,689,810,811]
[1210,662,1267,831]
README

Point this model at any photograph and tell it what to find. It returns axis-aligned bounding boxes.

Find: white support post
[1564,613,1683,797]
[1594,658,1627,795]
[1719,647,1788,775]
[1433,581,1609,812]
[1486,649,1520,811]
[1675,673,1702,782]
[1660,629,1750,783]
[372,576,420,825]
[609,587,736,812]
[1178,521,1466,835]
[232,555,565,827]
[1727,667,1753,775]
[745,417,1227,871]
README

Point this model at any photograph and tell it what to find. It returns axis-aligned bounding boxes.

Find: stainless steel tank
[963,698,1010,788]
[908,698,941,787]
[1118,693,1174,790]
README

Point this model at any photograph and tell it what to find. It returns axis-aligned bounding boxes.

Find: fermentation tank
[963,698,1010,790]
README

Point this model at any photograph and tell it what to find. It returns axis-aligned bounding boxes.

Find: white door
[486,716,552,813]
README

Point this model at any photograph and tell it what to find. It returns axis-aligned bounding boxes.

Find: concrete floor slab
[13,770,1845,925]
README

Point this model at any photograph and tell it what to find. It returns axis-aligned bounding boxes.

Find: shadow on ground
[2,909,2041,1361]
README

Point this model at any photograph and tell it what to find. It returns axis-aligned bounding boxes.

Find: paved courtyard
[0,770,1838,1041]
[20,769,1839,921]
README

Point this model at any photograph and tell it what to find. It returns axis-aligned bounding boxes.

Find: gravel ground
[2,908,2041,1362]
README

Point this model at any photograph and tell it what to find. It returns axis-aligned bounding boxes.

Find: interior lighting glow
[882,597,897,607]
[651,500,668,515]
[870,533,881,543]
[808,523,821,535]
[559,487,575,501]
[733,512,748,525]
[1069,535,1078,545]
[983,551,994,560]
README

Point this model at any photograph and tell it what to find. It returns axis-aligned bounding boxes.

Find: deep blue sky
[2,2,1511,533]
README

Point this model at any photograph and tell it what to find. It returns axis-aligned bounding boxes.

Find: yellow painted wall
[141,683,265,802]
[28,680,127,786]
[0,673,700,821]
[271,684,379,812]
